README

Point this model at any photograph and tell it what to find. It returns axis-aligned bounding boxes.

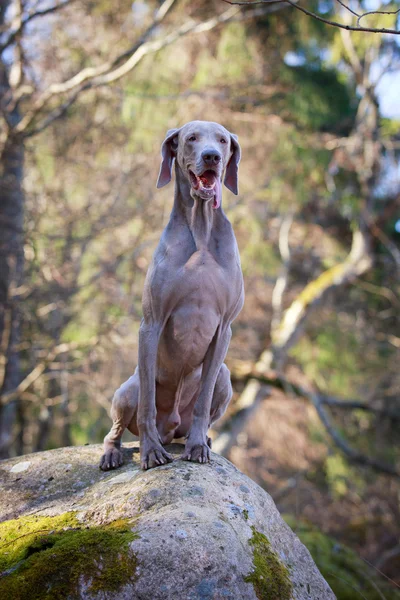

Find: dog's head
[156,120,241,209]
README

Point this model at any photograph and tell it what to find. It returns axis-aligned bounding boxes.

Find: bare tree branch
[15,1,285,136]
[0,0,75,53]
[222,0,400,34]
[310,392,399,477]
[22,87,82,138]
[230,363,400,419]
[15,0,181,133]
[355,279,400,309]
[271,212,293,335]
[0,337,99,406]
[224,365,400,476]
[321,396,400,419]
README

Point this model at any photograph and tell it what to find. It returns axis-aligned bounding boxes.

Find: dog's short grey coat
[100,121,244,470]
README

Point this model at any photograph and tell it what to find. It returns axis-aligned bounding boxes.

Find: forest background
[0,1,400,598]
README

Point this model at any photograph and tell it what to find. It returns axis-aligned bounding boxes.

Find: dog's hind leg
[100,370,139,471]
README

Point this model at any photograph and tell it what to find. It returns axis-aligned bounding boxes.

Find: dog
[100,120,244,470]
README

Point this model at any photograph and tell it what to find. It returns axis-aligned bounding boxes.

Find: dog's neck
[172,163,216,251]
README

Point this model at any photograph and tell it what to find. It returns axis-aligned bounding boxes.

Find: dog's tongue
[200,170,216,187]
[213,177,221,210]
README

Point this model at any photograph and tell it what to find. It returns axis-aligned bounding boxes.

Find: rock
[0,442,335,600]
[9,460,31,473]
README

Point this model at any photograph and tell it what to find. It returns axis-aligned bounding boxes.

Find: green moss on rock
[244,526,293,600]
[0,512,138,600]
[284,517,400,600]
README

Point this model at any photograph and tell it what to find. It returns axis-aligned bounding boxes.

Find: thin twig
[326,572,369,600]
[222,0,400,34]
[335,0,360,19]
[373,548,400,585]
[358,8,400,27]
[354,279,400,308]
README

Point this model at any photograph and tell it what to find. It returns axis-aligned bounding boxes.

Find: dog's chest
[159,251,230,365]
[176,250,230,308]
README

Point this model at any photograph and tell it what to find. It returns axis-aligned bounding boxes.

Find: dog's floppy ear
[224,133,241,195]
[156,127,181,189]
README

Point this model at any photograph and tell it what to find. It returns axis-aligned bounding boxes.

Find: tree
[211,13,400,476]
[0,0,284,456]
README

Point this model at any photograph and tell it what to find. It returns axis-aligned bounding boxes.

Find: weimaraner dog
[100,120,244,470]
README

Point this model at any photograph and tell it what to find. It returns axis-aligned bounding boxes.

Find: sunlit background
[0,1,399,597]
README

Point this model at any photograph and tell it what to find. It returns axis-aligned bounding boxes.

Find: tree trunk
[0,133,24,457]
[0,52,25,457]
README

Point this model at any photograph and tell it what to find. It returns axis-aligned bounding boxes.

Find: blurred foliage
[285,516,400,600]
[291,322,365,397]
[281,65,356,132]
[324,453,365,499]
[16,0,399,473]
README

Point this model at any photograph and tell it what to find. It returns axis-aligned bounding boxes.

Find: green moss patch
[244,526,293,600]
[0,512,138,600]
[285,517,400,600]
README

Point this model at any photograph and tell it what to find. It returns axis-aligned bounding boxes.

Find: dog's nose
[201,149,221,166]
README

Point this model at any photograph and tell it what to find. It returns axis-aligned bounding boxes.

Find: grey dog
[100,120,244,471]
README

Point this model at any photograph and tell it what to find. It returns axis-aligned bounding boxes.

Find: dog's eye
[220,138,227,144]
[188,135,196,142]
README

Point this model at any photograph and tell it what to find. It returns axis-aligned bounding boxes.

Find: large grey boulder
[0,442,335,599]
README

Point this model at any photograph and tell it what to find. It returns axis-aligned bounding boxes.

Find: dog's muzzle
[188,169,222,209]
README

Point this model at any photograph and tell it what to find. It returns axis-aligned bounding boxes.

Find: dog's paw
[182,442,210,464]
[140,445,173,470]
[99,447,124,471]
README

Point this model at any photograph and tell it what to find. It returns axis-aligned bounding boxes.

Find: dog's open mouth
[189,169,221,209]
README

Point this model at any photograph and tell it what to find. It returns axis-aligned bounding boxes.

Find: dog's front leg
[183,326,232,464]
[138,321,173,470]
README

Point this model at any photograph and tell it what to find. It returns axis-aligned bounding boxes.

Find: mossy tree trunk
[213,226,374,457]
[271,226,373,369]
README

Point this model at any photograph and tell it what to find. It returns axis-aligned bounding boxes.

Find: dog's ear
[156,128,181,189]
[224,133,241,195]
